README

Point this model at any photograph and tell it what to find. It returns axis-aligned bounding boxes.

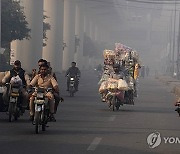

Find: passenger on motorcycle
[29,64,59,122]
[47,61,63,113]
[66,62,81,91]
[31,59,48,79]
[2,60,30,109]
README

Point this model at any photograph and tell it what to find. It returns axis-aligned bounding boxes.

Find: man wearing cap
[2,60,30,109]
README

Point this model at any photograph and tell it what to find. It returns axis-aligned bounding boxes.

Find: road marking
[108,115,116,121]
[87,137,102,151]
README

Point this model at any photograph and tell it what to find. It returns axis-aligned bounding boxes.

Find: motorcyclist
[100,64,125,102]
[32,59,63,113]
[110,63,125,80]
[2,60,30,109]
[31,59,46,79]
[29,64,59,122]
[66,62,81,91]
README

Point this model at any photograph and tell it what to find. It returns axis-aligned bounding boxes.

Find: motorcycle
[175,103,180,117]
[7,83,24,122]
[104,77,134,111]
[32,87,51,134]
[67,75,79,97]
[106,88,125,111]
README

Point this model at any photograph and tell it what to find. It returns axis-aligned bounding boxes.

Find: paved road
[0,71,180,154]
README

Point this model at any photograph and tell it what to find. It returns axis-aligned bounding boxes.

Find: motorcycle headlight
[37,93,44,99]
[70,78,74,81]
[130,81,134,85]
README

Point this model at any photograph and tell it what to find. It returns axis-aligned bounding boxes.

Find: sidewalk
[156,75,180,97]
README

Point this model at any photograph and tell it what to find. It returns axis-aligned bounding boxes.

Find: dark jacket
[66,67,81,77]
[10,68,26,86]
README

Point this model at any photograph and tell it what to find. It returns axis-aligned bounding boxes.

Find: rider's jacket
[2,68,30,86]
[110,71,125,80]
[66,67,81,77]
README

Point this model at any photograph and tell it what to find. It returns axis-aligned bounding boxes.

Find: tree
[43,15,51,47]
[1,0,30,48]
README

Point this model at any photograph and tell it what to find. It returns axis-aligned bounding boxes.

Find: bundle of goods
[99,42,141,98]
[99,78,128,93]
[117,79,129,91]
[10,75,22,86]
[99,81,108,93]
[103,49,116,59]
[106,78,119,90]
[103,50,116,66]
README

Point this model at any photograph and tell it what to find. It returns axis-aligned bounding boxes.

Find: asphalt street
[0,70,180,154]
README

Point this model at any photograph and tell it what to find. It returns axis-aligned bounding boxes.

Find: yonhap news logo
[147,132,180,149]
[147,132,161,148]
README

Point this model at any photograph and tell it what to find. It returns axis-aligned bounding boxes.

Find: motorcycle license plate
[35,106,42,112]
[12,88,19,93]
[10,97,16,103]
[37,93,44,99]
[70,83,74,86]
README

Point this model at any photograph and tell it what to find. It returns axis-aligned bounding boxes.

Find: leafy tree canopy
[1,0,30,48]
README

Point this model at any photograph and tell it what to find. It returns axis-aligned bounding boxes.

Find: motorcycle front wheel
[8,103,14,122]
[34,111,40,134]
[41,111,46,131]
[111,96,115,111]
[69,86,74,97]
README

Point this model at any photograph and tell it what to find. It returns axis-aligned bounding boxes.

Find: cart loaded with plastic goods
[98,43,141,111]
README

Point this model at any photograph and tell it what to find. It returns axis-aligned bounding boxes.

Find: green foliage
[1,0,30,48]
[43,15,51,47]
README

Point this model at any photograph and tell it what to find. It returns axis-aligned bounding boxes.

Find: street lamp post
[172,0,177,76]
[0,0,1,48]
[177,11,180,79]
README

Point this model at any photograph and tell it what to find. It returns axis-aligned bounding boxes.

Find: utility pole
[177,11,180,79]
[169,11,173,74]
[0,0,1,48]
[172,0,177,76]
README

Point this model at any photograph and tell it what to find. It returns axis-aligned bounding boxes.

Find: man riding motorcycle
[29,64,59,122]
[32,59,62,113]
[2,60,30,110]
[100,64,125,102]
[66,62,81,91]
[110,63,125,80]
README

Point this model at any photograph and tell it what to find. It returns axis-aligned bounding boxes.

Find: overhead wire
[84,0,180,12]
